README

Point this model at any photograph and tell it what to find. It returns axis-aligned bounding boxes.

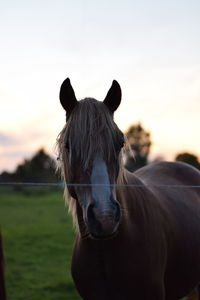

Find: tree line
[0,123,199,183]
[0,149,58,183]
[124,123,200,172]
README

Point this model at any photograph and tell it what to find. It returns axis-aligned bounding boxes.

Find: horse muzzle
[85,201,121,239]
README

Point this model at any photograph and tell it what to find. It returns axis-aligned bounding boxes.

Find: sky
[0,0,200,172]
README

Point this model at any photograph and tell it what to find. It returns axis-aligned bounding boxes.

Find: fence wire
[0,182,200,189]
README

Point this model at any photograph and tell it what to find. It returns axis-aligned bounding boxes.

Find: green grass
[0,187,186,300]
[0,187,81,300]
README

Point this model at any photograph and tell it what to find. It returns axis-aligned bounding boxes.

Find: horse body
[135,162,200,300]
[71,162,200,300]
[57,78,200,300]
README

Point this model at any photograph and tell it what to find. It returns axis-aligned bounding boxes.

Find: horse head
[58,78,124,239]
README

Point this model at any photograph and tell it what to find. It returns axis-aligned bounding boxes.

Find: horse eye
[120,136,125,147]
[120,142,125,150]
[117,139,125,152]
[65,142,70,151]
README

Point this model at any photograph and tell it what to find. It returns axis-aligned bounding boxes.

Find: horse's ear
[59,78,78,113]
[103,80,121,113]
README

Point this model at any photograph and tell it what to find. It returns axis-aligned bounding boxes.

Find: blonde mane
[56,98,126,227]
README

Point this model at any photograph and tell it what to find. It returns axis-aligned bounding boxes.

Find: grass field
[0,187,81,300]
[0,187,187,300]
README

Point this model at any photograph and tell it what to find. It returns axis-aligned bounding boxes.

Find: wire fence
[0,182,200,189]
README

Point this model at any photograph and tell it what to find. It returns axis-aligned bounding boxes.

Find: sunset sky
[0,0,200,172]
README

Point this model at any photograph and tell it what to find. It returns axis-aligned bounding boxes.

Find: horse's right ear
[59,78,78,114]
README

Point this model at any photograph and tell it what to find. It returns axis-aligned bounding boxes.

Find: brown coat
[71,162,200,300]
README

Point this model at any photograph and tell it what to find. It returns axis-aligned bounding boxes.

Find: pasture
[0,187,187,300]
[0,187,81,300]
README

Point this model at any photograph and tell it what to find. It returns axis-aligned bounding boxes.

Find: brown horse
[57,78,200,300]
[0,230,6,300]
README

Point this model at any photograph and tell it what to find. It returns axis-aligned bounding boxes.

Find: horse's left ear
[103,80,121,113]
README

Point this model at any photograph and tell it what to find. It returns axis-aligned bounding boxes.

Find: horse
[56,78,200,300]
[0,230,6,300]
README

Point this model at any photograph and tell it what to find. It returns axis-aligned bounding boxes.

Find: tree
[0,171,14,182]
[175,152,200,170]
[0,148,58,182]
[124,123,151,172]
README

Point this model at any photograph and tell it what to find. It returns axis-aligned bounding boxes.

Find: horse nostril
[86,203,102,235]
[114,201,121,223]
[86,203,100,228]
[87,204,95,222]
[110,199,121,223]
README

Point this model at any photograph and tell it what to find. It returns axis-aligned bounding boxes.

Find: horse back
[134,161,200,247]
[135,162,200,298]
[135,161,200,185]
[134,161,200,229]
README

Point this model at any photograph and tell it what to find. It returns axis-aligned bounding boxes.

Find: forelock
[60,98,124,170]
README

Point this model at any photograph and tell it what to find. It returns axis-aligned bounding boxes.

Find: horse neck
[116,168,154,222]
[117,167,145,188]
